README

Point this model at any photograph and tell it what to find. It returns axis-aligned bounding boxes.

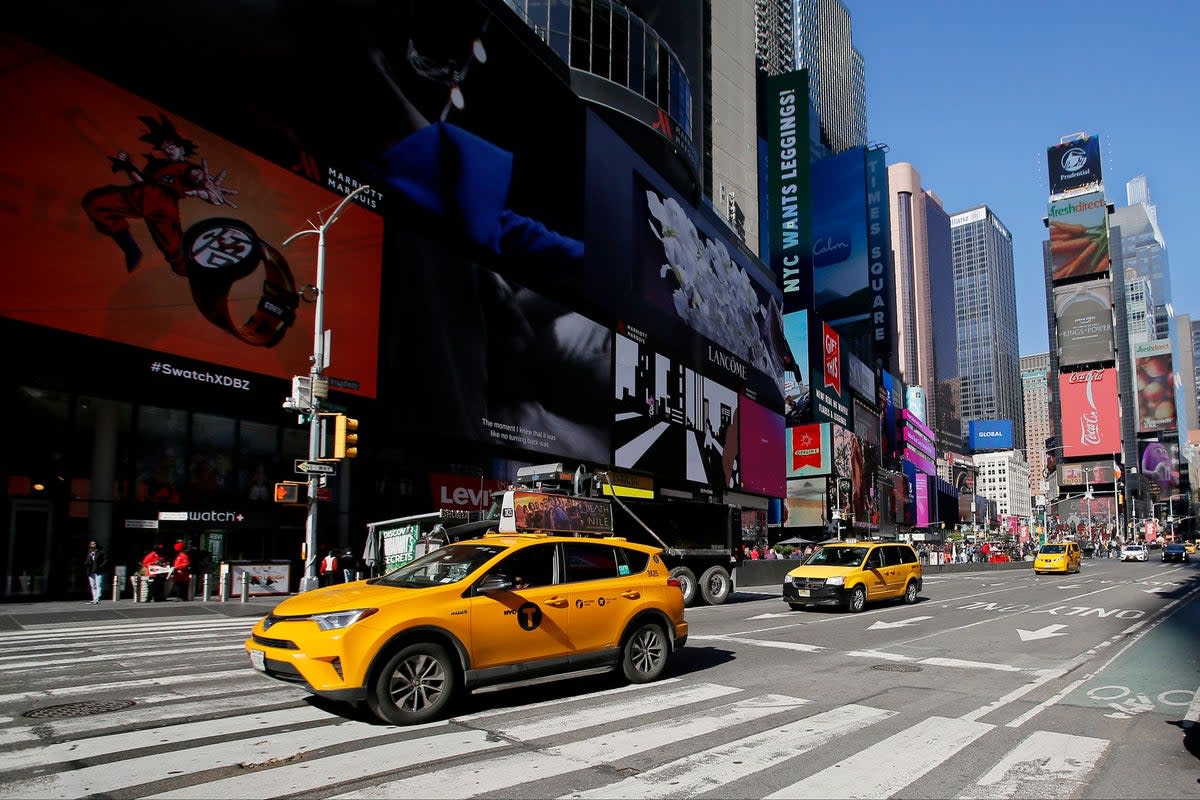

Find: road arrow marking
[747,612,799,620]
[1143,586,1170,594]
[867,616,933,630]
[1058,584,1084,589]
[1017,624,1069,641]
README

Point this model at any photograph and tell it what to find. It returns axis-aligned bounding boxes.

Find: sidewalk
[0,594,286,631]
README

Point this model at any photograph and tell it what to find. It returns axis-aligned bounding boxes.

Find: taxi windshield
[805,546,869,567]
[371,544,506,588]
[1040,545,1066,554]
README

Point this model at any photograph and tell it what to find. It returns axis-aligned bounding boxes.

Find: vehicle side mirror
[477,574,515,594]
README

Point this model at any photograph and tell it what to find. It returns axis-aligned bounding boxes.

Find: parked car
[1120,544,1148,562]
[782,540,923,613]
[1162,543,1189,563]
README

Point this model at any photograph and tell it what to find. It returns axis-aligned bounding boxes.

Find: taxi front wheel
[622,622,669,683]
[845,585,866,613]
[368,642,458,725]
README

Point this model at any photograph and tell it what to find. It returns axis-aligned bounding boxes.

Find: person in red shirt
[142,544,167,602]
[319,550,340,587]
[169,541,191,601]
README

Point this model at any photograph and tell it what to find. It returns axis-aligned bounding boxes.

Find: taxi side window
[882,546,907,567]
[492,544,557,589]
[865,549,884,570]
[563,543,619,583]
[615,547,649,576]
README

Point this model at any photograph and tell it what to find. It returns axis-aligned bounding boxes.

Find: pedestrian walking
[168,541,191,601]
[84,540,108,604]
[319,550,340,587]
[141,544,168,601]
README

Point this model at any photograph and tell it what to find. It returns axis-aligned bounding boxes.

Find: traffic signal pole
[283,184,371,592]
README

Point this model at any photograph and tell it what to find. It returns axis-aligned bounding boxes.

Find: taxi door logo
[517,603,542,631]
[822,323,841,395]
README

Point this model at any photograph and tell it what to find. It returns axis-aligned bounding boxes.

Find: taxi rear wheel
[368,642,457,725]
[903,581,918,604]
[622,621,669,683]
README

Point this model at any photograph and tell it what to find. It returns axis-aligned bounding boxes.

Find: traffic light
[334,415,359,459]
[274,481,307,504]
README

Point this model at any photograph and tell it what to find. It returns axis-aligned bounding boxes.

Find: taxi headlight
[825,576,845,586]
[312,608,378,631]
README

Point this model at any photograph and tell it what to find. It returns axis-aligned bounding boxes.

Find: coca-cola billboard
[1058,369,1120,458]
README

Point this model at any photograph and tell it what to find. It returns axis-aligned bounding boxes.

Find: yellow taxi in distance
[1185,542,1198,555]
[245,533,687,725]
[782,540,923,613]
[1033,541,1082,575]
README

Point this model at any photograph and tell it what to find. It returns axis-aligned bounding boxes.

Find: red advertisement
[0,38,384,396]
[822,322,842,395]
[427,472,509,513]
[787,423,829,476]
[1058,369,1121,458]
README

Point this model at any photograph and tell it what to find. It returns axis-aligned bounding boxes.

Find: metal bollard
[111,574,121,602]
[219,570,229,603]
[201,573,211,602]
[240,572,250,603]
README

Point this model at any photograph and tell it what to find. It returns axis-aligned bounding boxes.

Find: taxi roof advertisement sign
[1048,191,1110,282]
[1047,134,1103,195]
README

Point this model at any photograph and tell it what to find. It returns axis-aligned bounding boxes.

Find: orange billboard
[0,38,383,396]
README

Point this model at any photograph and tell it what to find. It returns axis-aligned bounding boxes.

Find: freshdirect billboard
[969,419,1014,451]
[1133,340,1177,433]
[1054,281,1113,366]
[1047,135,1103,196]
[1047,191,1110,282]
[1058,369,1121,458]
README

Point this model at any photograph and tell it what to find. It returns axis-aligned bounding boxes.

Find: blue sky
[844,0,1200,356]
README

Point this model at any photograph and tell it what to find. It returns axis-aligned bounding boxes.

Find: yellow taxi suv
[782,540,922,613]
[1033,541,1082,575]
[245,533,688,725]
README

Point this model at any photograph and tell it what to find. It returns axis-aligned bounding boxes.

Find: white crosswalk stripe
[0,623,1122,800]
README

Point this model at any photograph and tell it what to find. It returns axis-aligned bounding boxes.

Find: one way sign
[295,460,337,476]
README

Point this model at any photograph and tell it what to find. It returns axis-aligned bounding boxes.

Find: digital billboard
[764,70,813,315]
[811,148,874,347]
[783,478,826,528]
[864,146,893,363]
[1139,440,1180,497]
[786,423,830,477]
[811,318,849,427]
[847,352,875,401]
[832,426,878,531]
[738,396,786,498]
[1054,281,1113,366]
[1059,460,1117,486]
[906,386,928,425]
[1047,191,1109,282]
[613,330,738,488]
[782,311,811,426]
[1058,369,1121,458]
[1133,340,1177,433]
[1047,135,1103,196]
[880,370,904,460]
[969,419,1014,451]
[0,38,384,396]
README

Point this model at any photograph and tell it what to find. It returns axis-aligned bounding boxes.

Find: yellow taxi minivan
[245,533,687,725]
[1033,541,1082,575]
[782,540,923,613]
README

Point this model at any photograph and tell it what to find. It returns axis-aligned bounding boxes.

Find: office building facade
[951,205,1025,452]
[1020,352,1051,503]
[793,0,866,154]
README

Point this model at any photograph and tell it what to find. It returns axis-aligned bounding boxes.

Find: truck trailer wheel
[669,566,698,606]
[698,566,731,605]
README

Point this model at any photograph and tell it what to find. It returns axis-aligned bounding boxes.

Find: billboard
[783,311,812,426]
[613,330,738,488]
[847,352,875,400]
[1133,340,1177,433]
[880,370,904,460]
[864,146,893,363]
[1059,460,1117,486]
[969,419,1014,451]
[906,386,928,424]
[738,396,786,498]
[783,478,826,528]
[1054,281,1113,366]
[811,148,874,348]
[809,315,849,428]
[787,423,830,477]
[948,454,976,496]
[1047,135,1103,196]
[0,38,384,396]
[1139,440,1180,497]
[764,70,813,315]
[1058,369,1121,458]
[832,426,878,531]
[914,473,930,528]
[1047,191,1110,282]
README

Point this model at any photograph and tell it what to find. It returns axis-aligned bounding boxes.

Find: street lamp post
[283,184,372,593]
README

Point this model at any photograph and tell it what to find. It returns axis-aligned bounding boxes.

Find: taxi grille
[792,578,828,590]
[253,633,298,650]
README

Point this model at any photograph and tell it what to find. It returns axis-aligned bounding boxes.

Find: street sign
[295,460,337,476]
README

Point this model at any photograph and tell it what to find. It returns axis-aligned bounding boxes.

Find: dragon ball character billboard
[0,37,384,396]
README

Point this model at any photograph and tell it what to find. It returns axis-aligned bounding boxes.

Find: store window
[189,413,235,500]
[135,406,187,505]
[239,420,279,503]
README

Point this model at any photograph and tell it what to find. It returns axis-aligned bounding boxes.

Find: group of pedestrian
[139,541,192,602]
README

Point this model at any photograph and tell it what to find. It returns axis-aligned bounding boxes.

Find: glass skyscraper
[793,0,866,154]
[950,205,1025,451]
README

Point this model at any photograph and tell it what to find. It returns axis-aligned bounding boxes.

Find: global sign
[969,419,1014,451]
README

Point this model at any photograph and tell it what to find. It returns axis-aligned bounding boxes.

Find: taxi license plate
[794,589,810,597]
[250,649,265,671]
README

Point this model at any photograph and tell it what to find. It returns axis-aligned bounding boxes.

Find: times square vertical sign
[765,70,812,314]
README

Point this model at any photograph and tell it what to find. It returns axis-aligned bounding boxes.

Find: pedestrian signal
[274,482,307,504]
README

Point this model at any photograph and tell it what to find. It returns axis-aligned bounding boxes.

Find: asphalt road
[0,559,1195,798]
